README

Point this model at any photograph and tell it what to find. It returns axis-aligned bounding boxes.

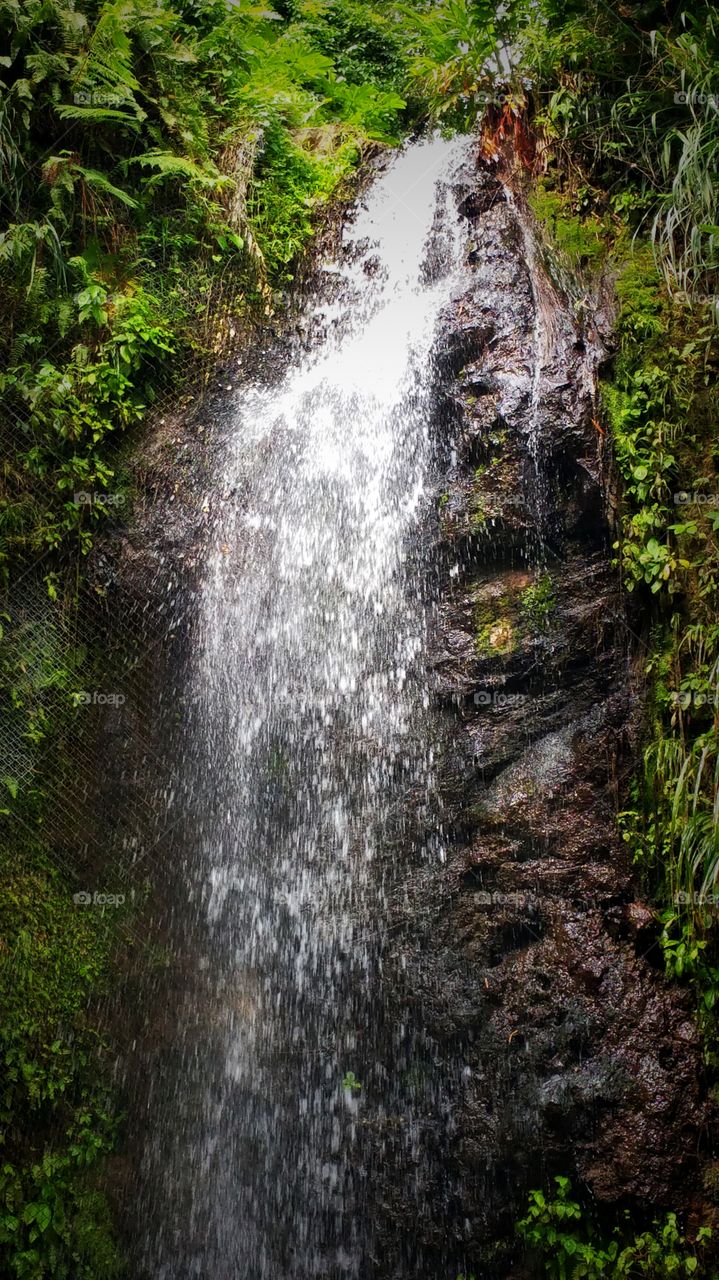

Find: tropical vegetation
[513,0,719,1268]
[2,0,719,1270]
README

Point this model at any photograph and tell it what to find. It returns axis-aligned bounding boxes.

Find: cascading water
[133,134,473,1278]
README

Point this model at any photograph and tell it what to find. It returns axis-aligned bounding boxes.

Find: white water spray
[136,135,472,1279]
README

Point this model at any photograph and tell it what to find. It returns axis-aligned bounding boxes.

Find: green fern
[71,162,138,209]
[55,103,143,128]
[127,149,227,190]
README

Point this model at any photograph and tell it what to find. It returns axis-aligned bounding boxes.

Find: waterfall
[135,134,473,1278]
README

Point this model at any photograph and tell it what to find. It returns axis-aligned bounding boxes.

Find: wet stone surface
[370,162,716,1276]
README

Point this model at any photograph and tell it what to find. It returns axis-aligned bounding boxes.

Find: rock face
[92,146,716,1279]
[372,158,714,1275]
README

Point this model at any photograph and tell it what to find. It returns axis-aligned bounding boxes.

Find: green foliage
[602,257,697,600]
[247,121,347,280]
[604,247,719,1018]
[658,910,719,1013]
[517,1177,713,1278]
[520,572,556,630]
[518,0,719,309]
[0,608,85,767]
[400,0,497,127]
[0,866,108,1108]
[529,182,608,269]
[0,859,122,1277]
[296,0,405,88]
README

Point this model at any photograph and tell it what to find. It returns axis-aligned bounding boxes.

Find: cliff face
[370,156,714,1275]
[89,144,715,1279]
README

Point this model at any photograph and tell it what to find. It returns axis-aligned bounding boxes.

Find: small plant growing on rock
[520,573,556,631]
[342,1071,362,1092]
[471,500,489,532]
[517,1176,713,1278]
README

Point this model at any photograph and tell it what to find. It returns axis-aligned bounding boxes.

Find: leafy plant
[520,573,556,630]
[400,0,497,126]
[519,0,719,316]
[518,1177,713,1278]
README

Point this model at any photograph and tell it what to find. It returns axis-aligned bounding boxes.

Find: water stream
[134,134,473,1279]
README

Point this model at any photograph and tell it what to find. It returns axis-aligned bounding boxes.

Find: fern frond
[55,103,143,129]
[127,149,226,189]
[73,165,138,208]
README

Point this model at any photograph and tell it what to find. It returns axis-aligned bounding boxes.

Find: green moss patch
[528,181,609,268]
[473,573,534,658]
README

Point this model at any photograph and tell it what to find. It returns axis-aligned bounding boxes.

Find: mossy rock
[476,616,516,657]
[702,1161,719,1204]
[529,182,608,268]
[472,573,533,658]
[468,444,527,533]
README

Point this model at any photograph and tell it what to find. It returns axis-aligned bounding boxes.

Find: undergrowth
[518,1177,714,1278]
[0,853,123,1278]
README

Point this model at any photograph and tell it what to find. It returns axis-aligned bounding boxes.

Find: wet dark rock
[623,900,657,940]
[374,159,716,1277]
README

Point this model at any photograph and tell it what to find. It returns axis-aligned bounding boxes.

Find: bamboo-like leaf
[73,165,138,208]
